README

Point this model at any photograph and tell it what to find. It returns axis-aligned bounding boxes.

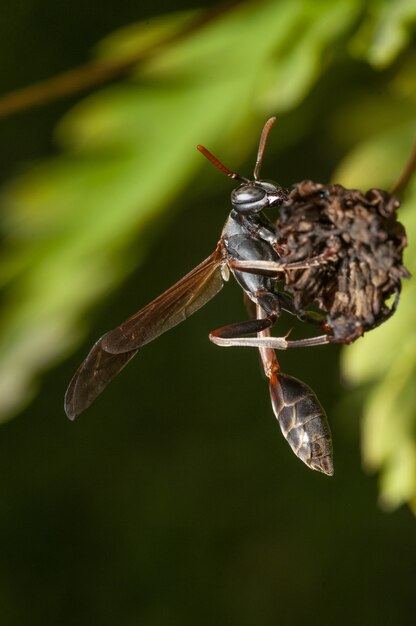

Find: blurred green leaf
[362,362,416,510]
[333,121,416,192]
[350,0,416,67]
[339,128,416,511]
[258,0,361,111]
[94,10,199,62]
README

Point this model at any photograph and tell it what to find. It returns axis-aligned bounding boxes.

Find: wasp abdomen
[269,372,333,476]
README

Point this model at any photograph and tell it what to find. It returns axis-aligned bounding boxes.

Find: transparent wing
[65,340,138,420]
[64,248,224,419]
[101,247,224,354]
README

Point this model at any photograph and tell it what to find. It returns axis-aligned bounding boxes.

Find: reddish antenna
[253,116,276,180]
[197,117,277,184]
[196,144,250,183]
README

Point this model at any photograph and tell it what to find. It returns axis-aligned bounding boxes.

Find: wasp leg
[209,315,276,343]
[255,305,333,476]
[277,292,327,327]
[209,285,331,348]
[209,331,331,349]
[230,258,329,329]
[229,252,334,276]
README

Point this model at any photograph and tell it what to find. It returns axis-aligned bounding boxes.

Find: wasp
[65,117,410,476]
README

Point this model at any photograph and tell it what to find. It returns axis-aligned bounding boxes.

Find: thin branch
[0,0,242,119]
[391,140,416,198]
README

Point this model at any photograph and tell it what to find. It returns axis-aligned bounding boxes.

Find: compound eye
[232,186,266,205]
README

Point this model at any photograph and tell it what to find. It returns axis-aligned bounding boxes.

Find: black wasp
[65,117,334,476]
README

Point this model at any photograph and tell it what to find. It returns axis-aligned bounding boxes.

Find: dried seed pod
[276,181,410,342]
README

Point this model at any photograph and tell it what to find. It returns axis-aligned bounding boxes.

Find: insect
[65,117,408,476]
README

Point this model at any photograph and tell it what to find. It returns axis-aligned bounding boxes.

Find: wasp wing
[101,246,224,354]
[65,341,138,420]
[64,248,224,419]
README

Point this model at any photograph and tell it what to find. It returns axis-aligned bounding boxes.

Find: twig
[0,0,242,119]
[391,140,416,197]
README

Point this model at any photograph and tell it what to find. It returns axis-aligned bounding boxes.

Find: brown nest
[276,181,410,342]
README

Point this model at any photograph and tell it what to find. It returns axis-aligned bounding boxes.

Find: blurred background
[0,0,415,624]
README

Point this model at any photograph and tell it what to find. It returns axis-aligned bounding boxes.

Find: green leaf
[258,0,361,111]
[350,0,416,68]
[338,126,416,510]
[361,361,416,511]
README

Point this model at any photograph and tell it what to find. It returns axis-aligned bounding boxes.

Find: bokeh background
[0,1,415,624]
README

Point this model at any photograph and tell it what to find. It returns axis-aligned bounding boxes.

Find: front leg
[229,251,335,276]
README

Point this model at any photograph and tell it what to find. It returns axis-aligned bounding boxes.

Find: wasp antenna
[253,116,277,180]
[197,145,250,183]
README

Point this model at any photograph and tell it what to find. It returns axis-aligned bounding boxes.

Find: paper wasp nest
[276,181,409,342]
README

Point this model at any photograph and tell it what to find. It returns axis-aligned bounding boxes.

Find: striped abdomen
[269,371,333,476]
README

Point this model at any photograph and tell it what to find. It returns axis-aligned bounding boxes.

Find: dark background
[0,1,415,625]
